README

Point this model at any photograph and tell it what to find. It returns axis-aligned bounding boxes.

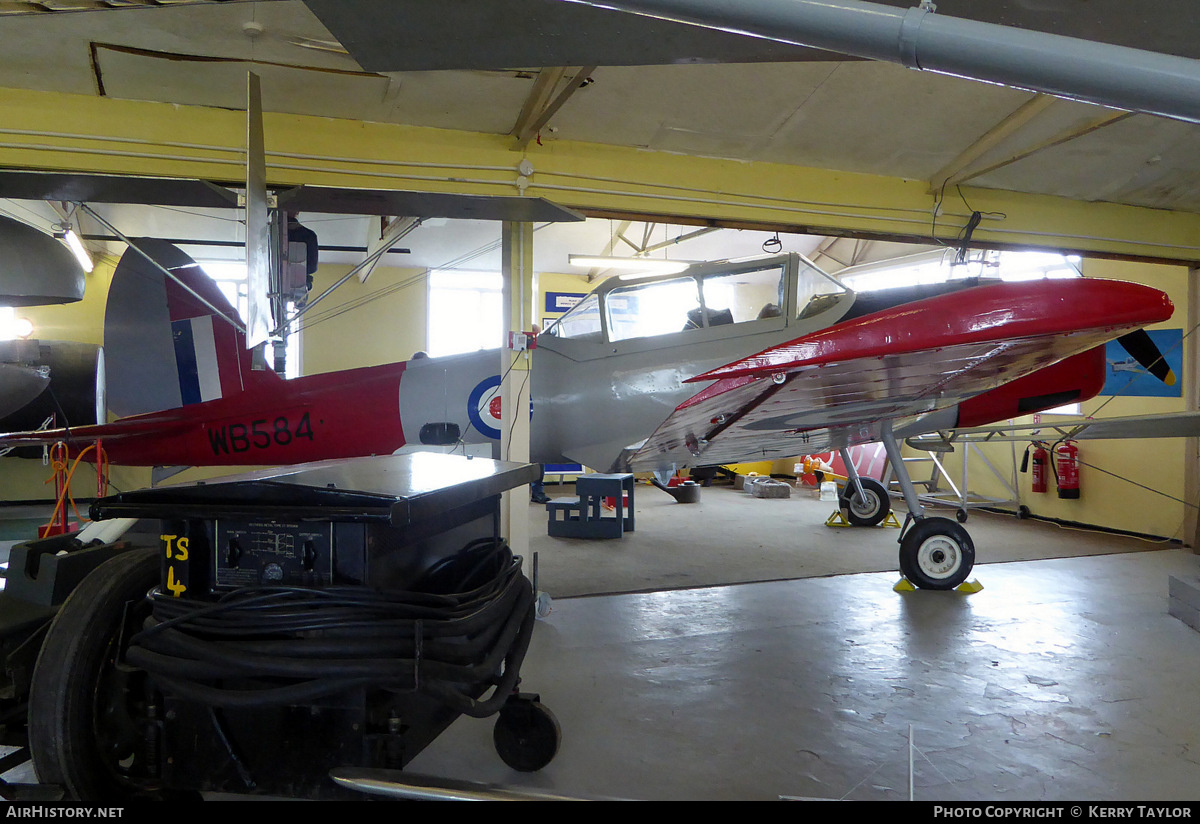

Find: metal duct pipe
[567,0,1200,124]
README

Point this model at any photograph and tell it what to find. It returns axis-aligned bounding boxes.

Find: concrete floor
[410,547,1200,801]
[528,482,1171,597]
[3,489,1200,801]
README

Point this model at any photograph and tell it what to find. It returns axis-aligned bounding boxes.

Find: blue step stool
[546,473,635,539]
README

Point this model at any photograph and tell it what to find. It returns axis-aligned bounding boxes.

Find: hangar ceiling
[0,0,1196,274]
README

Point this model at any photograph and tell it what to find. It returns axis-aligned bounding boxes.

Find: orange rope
[43,441,109,531]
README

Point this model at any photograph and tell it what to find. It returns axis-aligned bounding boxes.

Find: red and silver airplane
[0,240,1177,589]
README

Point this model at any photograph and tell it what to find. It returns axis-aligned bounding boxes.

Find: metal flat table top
[89,453,540,525]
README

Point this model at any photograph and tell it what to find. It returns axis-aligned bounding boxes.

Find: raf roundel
[467,375,503,440]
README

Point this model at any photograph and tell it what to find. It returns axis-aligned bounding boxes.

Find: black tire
[956,508,969,523]
[28,547,164,802]
[840,477,890,527]
[898,517,975,590]
[493,697,561,773]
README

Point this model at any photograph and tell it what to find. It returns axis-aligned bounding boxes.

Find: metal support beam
[500,221,535,554]
[582,218,632,281]
[928,94,1057,195]
[943,110,1134,189]
[1187,265,1200,549]
[358,216,421,284]
[512,65,597,150]
[511,67,569,139]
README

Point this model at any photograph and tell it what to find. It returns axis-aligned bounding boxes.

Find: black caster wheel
[956,508,969,523]
[493,693,561,772]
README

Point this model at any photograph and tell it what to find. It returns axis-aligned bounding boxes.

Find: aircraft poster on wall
[1103,329,1183,397]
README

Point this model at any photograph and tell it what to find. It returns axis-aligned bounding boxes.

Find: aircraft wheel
[840,478,890,527]
[898,517,975,590]
[28,548,168,802]
[493,694,561,772]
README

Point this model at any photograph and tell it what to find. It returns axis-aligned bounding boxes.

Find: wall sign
[1102,329,1183,397]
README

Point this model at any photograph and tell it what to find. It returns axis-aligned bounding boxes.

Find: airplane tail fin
[104,239,267,419]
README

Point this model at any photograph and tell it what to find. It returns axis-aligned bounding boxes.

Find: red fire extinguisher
[1022,442,1049,493]
[1029,442,1048,494]
[1054,439,1081,499]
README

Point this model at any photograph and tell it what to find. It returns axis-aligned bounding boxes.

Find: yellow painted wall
[17,252,116,346]
[300,264,428,375]
[0,88,1198,262]
[537,270,601,327]
[919,260,1191,540]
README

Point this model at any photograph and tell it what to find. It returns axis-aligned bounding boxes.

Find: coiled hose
[126,538,534,716]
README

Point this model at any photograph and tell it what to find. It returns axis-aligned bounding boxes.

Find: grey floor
[527,482,1172,598]
[411,548,1200,801]
[4,486,1200,801]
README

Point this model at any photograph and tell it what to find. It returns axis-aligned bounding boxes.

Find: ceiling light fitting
[568,255,689,275]
[56,224,93,274]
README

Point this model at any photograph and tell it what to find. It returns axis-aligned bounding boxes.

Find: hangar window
[198,260,301,379]
[198,260,249,320]
[428,270,503,357]
[838,249,1080,292]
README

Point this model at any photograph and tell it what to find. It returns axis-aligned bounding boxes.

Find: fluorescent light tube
[63,228,93,273]
[569,255,689,274]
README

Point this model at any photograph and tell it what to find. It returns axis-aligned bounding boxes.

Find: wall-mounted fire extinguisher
[1054,439,1080,499]
[1031,442,1048,494]
[1021,442,1049,493]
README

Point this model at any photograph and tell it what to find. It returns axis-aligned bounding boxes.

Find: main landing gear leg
[838,447,890,527]
[879,422,975,590]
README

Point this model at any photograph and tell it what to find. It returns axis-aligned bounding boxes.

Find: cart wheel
[493,695,561,772]
[28,548,168,802]
[956,508,969,523]
[898,517,975,591]
[1017,505,1031,520]
[840,477,890,527]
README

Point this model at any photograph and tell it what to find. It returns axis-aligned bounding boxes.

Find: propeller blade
[1117,330,1176,385]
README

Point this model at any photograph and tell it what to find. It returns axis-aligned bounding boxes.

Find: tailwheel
[898,517,975,590]
[27,548,171,802]
[493,693,560,773]
[839,477,890,527]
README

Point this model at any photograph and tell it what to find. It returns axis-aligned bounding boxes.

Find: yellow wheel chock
[893,577,984,594]
[825,510,902,528]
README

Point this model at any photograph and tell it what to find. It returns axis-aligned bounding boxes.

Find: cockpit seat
[684,307,734,330]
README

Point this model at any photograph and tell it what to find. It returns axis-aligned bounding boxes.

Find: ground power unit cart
[19,452,559,801]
